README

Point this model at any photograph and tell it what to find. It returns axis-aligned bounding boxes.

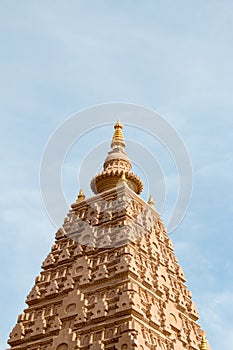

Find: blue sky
[1,1,233,349]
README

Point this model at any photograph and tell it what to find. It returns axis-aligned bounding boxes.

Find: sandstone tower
[8,121,211,350]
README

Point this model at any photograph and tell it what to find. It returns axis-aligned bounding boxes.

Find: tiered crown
[90,121,143,195]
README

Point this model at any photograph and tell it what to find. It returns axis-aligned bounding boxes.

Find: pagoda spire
[90,121,143,195]
[8,120,210,350]
[111,120,125,149]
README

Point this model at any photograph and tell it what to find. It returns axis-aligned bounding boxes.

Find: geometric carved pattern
[8,185,207,349]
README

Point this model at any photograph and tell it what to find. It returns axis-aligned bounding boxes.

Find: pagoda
[8,121,211,350]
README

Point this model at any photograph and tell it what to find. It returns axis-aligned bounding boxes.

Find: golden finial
[76,188,86,203]
[200,334,208,350]
[115,119,122,128]
[90,121,144,195]
[148,194,155,207]
[111,120,125,149]
[118,172,128,186]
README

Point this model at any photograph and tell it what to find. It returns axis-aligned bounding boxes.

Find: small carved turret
[200,334,208,350]
[76,189,86,203]
[148,194,155,207]
[117,172,128,187]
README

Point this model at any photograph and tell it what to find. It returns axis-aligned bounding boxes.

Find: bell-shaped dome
[90,121,143,194]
